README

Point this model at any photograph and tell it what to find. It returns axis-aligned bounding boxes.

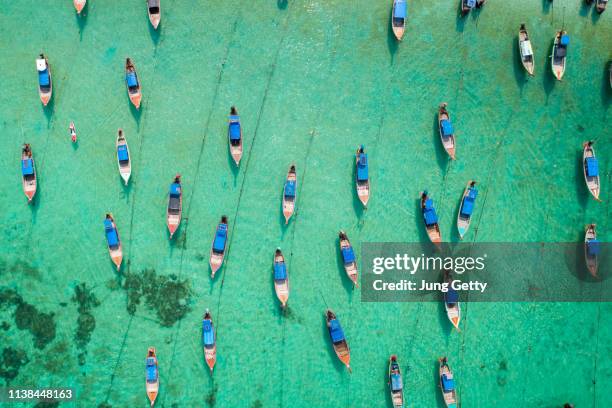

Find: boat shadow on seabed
[511,37,528,94]
[76,7,88,39]
[431,115,450,171]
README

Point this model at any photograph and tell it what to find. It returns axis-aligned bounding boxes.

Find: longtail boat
[202,310,216,373]
[457,181,478,239]
[584,224,599,278]
[391,0,407,41]
[582,141,600,201]
[356,145,370,207]
[326,309,351,371]
[210,216,228,277]
[116,129,131,185]
[461,0,476,15]
[282,165,297,224]
[145,347,159,407]
[228,106,243,166]
[147,0,161,29]
[69,122,77,143]
[166,175,182,238]
[444,271,461,330]
[36,54,52,106]
[518,24,535,76]
[439,357,458,408]
[21,144,36,203]
[73,0,86,14]
[104,214,122,271]
[273,248,289,308]
[551,31,569,81]
[388,355,404,408]
[421,191,441,244]
[125,58,142,109]
[339,231,358,287]
[438,103,456,160]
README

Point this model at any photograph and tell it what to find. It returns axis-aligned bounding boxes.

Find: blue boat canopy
[467,187,478,200]
[445,286,459,304]
[393,0,407,19]
[341,247,355,264]
[213,223,228,252]
[117,145,129,162]
[329,319,345,343]
[146,362,157,381]
[586,157,599,177]
[170,183,181,196]
[391,373,402,391]
[442,374,455,392]
[105,223,119,247]
[441,120,453,137]
[284,180,296,198]
[274,263,287,280]
[423,199,438,226]
[560,34,570,46]
[126,72,138,87]
[357,154,369,181]
[229,122,241,141]
[202,320,215,346]
[467,0,476,7]
[21,159,34,176]
[38,70,50,87]
[587,239,600,256]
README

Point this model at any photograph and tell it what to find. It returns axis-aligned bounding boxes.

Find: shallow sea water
[0,0,610,407]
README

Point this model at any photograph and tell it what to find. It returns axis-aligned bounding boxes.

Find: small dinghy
[73,0,86,14]
[582,141,601,201]
[438,103,456,160]
[596,0,608,13]
[282,165,297,224]
[339,231,358,287]
[457,181,478,239]
[145,347,159,407]
[69,122,77,143]
[21,144,37,203]
[439,357,458,408]
[584,224,600,278]
[273,248,289,308]
[461,0,476,15]
[518,24,535,76]
[210,216,228,277]
[36,54,52,106]
[421,191,441,244]
[116,129,131,185]
[356,145,370,207]
[326,309,351,371]
[391,0,407,41]
[551,31,569,81]
[388,355,404,408]
[147,0,161,29]
[125,58,142,109]
[104,214,123,271]
[228,106,243,166]
[202,309,217,373]
[444,271,461,330]
[166,175,182,238]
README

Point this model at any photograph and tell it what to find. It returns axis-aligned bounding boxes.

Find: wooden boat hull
[388,356,404,408]
[125,59,142,109]
[282,166,297,224]
[148,0,161,29]
[209,253,224,277]
[273,250,289,307]
[584,225,598,277]
[326,310,351,371]
[105,217,123,271]
[438,104,456,160]
[582,143,600,201]
[116,134,131,185]
[439,360,458,407]
[518,27,535,76]
[392,26,405,41]
[167,214,180,238]
[37,58,52,106]
[210,219,228,278]
[445,303,461,330]
[426,225,442,243]
[339,235,358,287]
[456,182,473,239]
[73,0,86,13]
[230,144,242,166]
[145,348,159,407]
[355,154,370,207]
[21,154,37,203]
[551,32,566,81]
[204,344,216,372]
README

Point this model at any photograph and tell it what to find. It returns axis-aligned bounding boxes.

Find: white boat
[273,248,289,307]
[147,0,161,29]
[355,145,370,207]
[391,0,407,41]
[21,144,37,203]
[518,24,535,76]
[582,142,600,201]
[444,271,461,330]
[36,55,52,106]
[282,165,297,224]
[457,181,478,239]
[551,31,569,81]
[438,103,456,160]
[116,129,131,185]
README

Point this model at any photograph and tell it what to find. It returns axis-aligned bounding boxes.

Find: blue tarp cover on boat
[22,159,34,176]
[461,199,474,217]
[170,183,181,196]
[441,120,453,137]
[105,220,119,247]
[146,358,157,381]
[284,181,296,197]
[117,145,129,162]
[442,374,455,392]
[126,72,138,87]
[587,240,600,256]
[329,319,345,343]
[560,34,570,46]
[229,121,241,141]
[391,373,402,391]
[213,224,227,252]
[38,70,50,87]
[342,247,355,264]
[423,199,438,226]
[274,263,287,280]
[357,154,369,181]
[393,0,407,19]
[586,157,599,177]
[466,0,476,7]
[445,287,459,304]
[202,320,215,346]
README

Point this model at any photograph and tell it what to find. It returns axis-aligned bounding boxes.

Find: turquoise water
[0,0,610,407]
